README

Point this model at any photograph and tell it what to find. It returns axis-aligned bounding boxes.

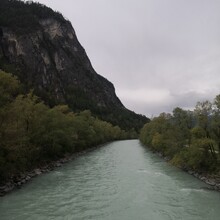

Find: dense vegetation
[64,85,149,132]
[0,70,136,183]
[140,98,220,173]
[0,0,149,132]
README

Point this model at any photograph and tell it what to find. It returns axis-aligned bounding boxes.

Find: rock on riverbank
[186,170,220,191]
[0,150,89,197]
[155,152,220,192]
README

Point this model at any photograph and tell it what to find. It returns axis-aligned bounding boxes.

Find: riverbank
[155,152,220,192]
[185,169,220,191]
[0,146,102,197]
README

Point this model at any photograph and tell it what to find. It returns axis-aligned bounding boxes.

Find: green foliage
[172,138,217,171]
[0,70,134,183]
[171,148,204,170]
[0,0,150,135]
[65,86,149,132]
[194,101,212,135]
[140,99,220,173]
[140,114,185,158]
[191,127,206,139]
[172,107,193,143]
[0,70,20,105]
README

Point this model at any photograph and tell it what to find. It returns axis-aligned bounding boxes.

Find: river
[0,140,219,220]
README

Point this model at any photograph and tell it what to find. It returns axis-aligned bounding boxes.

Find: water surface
[0,140,219,220]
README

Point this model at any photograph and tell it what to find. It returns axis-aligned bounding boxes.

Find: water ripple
[0,140,220,220]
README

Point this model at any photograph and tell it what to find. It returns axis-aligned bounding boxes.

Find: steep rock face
[0,0,149,131]
[0,18,124,109]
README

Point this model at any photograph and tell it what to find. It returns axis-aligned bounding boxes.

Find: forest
[0,0,149,133]
[140,98,220,173]
[0,70,137,183]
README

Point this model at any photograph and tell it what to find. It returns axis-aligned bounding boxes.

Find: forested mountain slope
[0,0,149,131]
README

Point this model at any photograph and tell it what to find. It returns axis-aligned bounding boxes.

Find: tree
[211,94,220,154]
[194,100,213,136]
[0,70,20,105]
[172,107,194,144]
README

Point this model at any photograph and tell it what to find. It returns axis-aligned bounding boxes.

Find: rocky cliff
[0,11,123,109]
[0,0,149,130]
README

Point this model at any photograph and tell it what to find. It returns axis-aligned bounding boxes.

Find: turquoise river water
[0,140,220,220]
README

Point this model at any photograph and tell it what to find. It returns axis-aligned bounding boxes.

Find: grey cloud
[35,0,220,117]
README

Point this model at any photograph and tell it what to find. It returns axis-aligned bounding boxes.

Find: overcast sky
[33,0,220,117]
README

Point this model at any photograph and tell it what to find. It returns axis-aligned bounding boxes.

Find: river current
[0,140,219,220]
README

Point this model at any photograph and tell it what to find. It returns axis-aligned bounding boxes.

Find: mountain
[0,0,149,131]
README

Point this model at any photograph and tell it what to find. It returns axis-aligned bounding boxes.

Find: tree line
[0,0,150,132]
[0,70,137,183]
[140,98,220,173]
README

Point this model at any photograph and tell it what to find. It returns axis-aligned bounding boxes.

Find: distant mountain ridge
[0,0,149,131]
